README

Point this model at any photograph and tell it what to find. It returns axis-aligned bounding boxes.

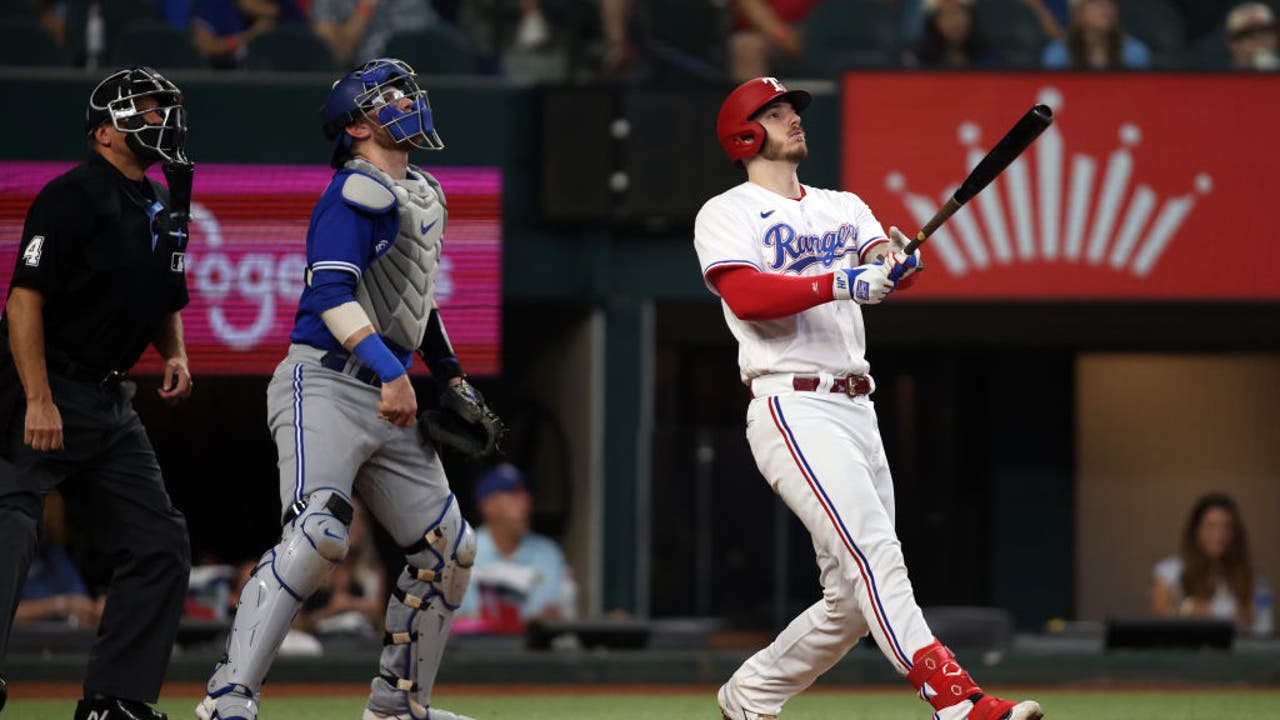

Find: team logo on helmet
[86,66,188,165]
[322,58,443,167]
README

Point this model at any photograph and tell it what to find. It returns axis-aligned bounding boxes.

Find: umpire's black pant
[0,371,190,702]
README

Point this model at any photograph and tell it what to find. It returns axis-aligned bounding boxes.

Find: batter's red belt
[792,374,872,396]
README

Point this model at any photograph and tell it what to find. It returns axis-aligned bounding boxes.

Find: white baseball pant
[730,383,935,716]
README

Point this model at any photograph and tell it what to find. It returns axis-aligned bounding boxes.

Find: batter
[696,77,1042,720]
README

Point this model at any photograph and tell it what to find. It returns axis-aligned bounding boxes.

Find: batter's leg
[730,395,934,716]
[721,540,871,718]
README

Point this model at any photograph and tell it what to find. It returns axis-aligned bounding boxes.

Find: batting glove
[833,263,895,305]
[885,226,924,284]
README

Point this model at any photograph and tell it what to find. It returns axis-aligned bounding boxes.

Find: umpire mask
[86,66,189,165]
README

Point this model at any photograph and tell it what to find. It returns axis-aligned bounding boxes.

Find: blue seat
[0,0,37,21]
[1189,29,1230,70]
[0,17,68,66]
[384,26,492,75]
[800,0,900,76]
[1119,0,1185,69]
[110,19,206,70]
[244,25,335,72]
[973,0,1046,68]
[650,0,725,63]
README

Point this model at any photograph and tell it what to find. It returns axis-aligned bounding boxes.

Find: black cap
[85,70,129,134]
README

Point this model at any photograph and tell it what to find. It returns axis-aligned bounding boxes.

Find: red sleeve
[707,266,835,321]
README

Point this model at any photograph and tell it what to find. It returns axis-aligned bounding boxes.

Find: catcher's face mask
[322,58,443,168]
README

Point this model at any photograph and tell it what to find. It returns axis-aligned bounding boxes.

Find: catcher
[198,58,502,720]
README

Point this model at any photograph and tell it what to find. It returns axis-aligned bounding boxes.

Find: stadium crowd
[0,0,1275,77]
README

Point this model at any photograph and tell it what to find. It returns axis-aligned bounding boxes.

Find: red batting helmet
[716,77,812,163]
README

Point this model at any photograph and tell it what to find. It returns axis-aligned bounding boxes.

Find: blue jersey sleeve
[305,198,372,313]
[290,172,398,349]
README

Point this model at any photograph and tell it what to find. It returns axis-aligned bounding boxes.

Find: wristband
[832,268,861,301]
[353,334,407,383]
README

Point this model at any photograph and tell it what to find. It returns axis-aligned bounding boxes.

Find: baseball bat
[902,104,1054,255]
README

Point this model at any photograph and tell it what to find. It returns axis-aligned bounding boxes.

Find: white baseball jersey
[701,179,940,718]
[693,181,887,384]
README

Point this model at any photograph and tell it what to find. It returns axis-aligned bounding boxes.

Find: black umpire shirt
[4,152,189,374]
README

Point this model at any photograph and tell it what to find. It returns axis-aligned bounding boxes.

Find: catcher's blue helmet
[322,58,442,168]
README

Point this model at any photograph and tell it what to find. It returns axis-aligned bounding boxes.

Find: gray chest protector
[345,157,447,352]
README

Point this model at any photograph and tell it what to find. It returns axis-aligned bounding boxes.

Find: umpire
[0,67,196,720]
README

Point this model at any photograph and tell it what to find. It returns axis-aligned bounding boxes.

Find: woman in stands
[1151,493,1270,635]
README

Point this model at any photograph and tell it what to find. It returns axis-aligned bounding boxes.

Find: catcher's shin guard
[368,495,475,719]
[907,640,1043,720]
[206,490,354,715]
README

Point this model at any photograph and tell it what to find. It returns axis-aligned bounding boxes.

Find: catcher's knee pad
[369,495,473,718]
[212,489,353,697]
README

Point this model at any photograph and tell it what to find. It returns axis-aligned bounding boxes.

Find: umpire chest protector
[342,157,446,351]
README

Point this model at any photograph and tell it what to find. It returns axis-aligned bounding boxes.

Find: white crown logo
[884,87,1212,278]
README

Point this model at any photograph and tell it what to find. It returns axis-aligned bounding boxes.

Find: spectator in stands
[896,0,1060,45]
[13,492,101,631]
[600,0,635,76]
[727,0,823,83]
[310,0,438,66]
[511,0,551,51]
[155,0,193,30]
[298,500,386,639]
[191,0,305,68]
[1225,2,1279,70]
[1041,0,1149,70]
[1151,492,1271,635]
[908,0,995,69]
[456,464,573,633]
[35,1,68,45]
[1020,0,1065,39]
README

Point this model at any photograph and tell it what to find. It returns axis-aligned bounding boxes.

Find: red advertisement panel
[842,73,1280,300]
[0,162,502,374]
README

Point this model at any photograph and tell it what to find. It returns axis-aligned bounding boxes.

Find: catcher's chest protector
[346,157,446,351]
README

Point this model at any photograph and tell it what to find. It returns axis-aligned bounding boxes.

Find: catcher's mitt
[420,379,505,457]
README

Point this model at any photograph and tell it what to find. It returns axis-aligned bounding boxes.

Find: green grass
[9,689,1280,719]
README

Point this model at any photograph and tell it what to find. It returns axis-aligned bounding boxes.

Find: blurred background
[2,0,1278,688]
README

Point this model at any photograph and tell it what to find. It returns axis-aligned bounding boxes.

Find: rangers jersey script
[694,181,887,383]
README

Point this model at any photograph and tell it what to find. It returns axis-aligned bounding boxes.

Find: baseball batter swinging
[198,58,500,720]
[696,77,1043,720]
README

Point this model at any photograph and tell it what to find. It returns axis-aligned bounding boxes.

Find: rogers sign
[0,162,502,374]
[842,73,1280,300]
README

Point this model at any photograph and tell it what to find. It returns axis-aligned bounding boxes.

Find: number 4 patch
[22,235,45,267]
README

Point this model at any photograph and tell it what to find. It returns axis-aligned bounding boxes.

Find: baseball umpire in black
[0,66,196,720]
